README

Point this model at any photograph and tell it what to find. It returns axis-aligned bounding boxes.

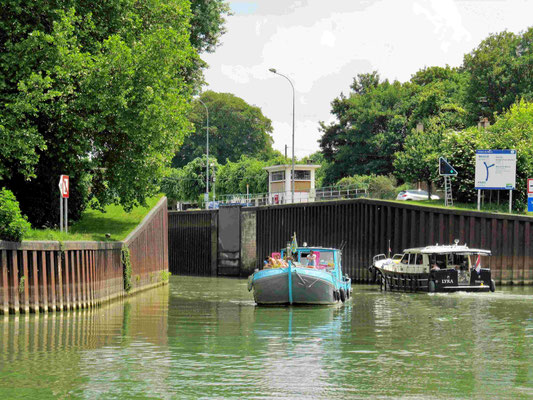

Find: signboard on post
[58,175,69,233]
[59,175,69,198]
[474,150,516,190]
[475,150,516,213]
[439,157,457,176]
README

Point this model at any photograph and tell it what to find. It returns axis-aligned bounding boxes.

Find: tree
[463,28,533,124]
[189,0,232,53]
[439,100,533,210]
[173,91,275,168]
[393,119,446,199]
[0,1,229,226]
[161,156,219,203]
[216,156,269,196]
[319,73,412,182]
[320,67,468,186]
[477,100,533,211]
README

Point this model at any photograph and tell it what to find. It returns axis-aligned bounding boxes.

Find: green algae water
[1,276,533,399]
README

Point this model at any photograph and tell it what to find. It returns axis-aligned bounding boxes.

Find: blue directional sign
[475,149,517,190]
[528,197,533,213]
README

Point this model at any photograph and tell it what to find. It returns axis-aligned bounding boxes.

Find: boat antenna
[339,240,346,251]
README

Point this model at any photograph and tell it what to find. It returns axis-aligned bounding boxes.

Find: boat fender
[371,267,377,282]
[333,290,338,301]
[490,279,496,292]
[346,288,350,299]
[339,288,346,302]
[247,275,254,292]
[428,280,436,293]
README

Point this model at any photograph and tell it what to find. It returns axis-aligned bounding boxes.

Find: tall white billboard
[475,150,516,190]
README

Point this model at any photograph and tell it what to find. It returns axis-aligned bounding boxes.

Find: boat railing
[373,254,387,263]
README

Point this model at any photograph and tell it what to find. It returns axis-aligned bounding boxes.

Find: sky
[202,0,533,159]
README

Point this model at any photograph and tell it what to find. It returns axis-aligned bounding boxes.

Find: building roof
[263,164,321,172]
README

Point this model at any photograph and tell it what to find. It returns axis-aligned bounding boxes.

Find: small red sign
[59,175,69,198]
[528,178,533,194]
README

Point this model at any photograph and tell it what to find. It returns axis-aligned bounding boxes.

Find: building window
[271,171,285,182]
[292,170,311,180]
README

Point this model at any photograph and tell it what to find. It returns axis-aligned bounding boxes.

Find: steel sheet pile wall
[168,210,216,275]
[125,197,169,291]
[0,242,122,314]
[256,199,533,285]
[0,197,169,314]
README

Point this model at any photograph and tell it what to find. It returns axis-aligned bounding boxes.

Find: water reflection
[0,286,170,399]
[1,277,533,399]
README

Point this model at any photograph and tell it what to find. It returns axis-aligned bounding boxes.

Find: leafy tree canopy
[435,100,533,210]
[319,66,469,185]
[0,0,229,226]
[172,91,275,168]
[463,28,533,124]
[216,156,269,196]
[319,73,413,182]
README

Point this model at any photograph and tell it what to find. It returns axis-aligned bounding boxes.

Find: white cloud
[206,0,533,159]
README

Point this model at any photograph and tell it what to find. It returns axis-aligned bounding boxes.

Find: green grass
[390,198,532,216]
[24,195,163,242]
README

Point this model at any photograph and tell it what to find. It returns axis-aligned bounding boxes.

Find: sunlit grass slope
[24,195,163,242]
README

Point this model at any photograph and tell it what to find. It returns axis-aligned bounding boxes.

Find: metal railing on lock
[210,185,368,208]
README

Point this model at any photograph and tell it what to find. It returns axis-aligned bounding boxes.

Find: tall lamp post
[197,98,209,209]
[269,68,295,203]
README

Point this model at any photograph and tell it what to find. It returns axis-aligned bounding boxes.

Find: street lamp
[269,68,295,203]
[197,98,209,209]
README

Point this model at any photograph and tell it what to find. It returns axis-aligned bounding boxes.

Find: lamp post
[197,98,209,209]
[269,68,295,203]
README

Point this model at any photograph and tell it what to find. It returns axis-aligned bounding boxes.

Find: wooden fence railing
[0,197,169,314]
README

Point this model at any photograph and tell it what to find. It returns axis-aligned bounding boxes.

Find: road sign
[475,150,516,190]
[439,157,457,176]
[528,197,533,213]
[528,178,533,194]
[58,175,69,198]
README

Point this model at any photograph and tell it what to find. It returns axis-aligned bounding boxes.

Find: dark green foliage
[320,67,469,185]
[0,0,228,226]
[367,175,398,200]
[0,188,31,241]
[320,27,533,201]
[319,73,413,181]
[173,91,275,168]
[216,156,269,195]
[189,0,231,53]
[463,28,533,124]
[162,156,218,202]
[441,101,533,211]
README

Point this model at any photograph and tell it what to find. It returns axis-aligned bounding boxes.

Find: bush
[335,175,373,189]
[368,175,398,199]
[0,188,31,241]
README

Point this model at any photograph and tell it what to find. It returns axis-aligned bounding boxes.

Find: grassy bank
[24,195,163,242]
[392,198,532,216]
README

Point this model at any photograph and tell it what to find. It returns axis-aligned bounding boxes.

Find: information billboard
[474,150,516,190]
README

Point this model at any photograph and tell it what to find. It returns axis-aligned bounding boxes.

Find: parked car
[396,190,439,201]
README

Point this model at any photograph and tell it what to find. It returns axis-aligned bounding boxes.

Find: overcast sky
[202,0,532,159]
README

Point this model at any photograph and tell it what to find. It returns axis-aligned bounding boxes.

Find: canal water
[1,276,533,399]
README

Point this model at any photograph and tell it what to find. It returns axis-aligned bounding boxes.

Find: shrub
[0,188,31,241]
[368,175,398,199]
